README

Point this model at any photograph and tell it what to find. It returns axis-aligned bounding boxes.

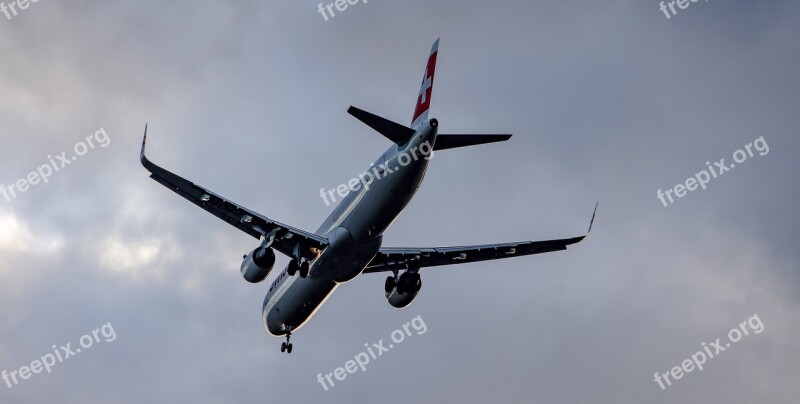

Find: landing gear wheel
[385,276,396,293]
[287,260,298,276]
[281,329,293,354]
[299,261,309,278]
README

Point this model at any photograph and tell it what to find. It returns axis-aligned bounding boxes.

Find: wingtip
[587,202,598,234]
[140,123,149,163]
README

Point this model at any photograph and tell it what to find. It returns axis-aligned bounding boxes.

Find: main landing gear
[287,260,310,278]
[280,328,293,354]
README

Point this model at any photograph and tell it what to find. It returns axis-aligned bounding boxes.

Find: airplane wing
[139,125,328,259]
[363,204,597,273]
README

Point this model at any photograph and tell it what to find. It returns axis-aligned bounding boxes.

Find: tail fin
[411,38,440,128]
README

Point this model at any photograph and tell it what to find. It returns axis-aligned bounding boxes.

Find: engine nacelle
[240,246,276,283]
[386,289,418,308]
[386,272,421,308]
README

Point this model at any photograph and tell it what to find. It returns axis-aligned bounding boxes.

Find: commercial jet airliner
[141,39,596,353]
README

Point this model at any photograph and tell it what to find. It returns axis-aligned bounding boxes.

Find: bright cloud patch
[97,235,182,282]
[0,211,64,254]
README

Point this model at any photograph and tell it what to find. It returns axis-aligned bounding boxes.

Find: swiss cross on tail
[411,38,439,128]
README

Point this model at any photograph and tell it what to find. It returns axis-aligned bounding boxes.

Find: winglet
[140,123,148,156]
[587,202,598,234]
[140,123,155,170]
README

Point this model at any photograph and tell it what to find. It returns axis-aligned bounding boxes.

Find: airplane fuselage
[262,120,438,336]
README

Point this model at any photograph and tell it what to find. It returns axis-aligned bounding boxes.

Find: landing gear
[287,260,299,276]
[288,260,310,278]
[280,330,293,354]
[286,260,309,278]
[280,341,293,353]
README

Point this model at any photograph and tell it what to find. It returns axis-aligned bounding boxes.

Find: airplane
[140,39,597,354]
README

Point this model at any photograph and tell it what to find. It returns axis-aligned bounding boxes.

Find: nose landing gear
[280,328,293,354]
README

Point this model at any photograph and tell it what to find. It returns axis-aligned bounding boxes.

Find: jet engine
[385,272,421,308]
[240,246,276,283]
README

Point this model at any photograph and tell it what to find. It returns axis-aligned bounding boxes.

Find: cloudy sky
[1,0,798,402]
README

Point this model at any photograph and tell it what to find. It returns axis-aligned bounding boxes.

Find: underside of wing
[139,125,327,260]
[364,204,597,273]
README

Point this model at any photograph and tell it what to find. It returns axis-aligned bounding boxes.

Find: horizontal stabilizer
[433,134,512,151]
[348,106,416,145]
